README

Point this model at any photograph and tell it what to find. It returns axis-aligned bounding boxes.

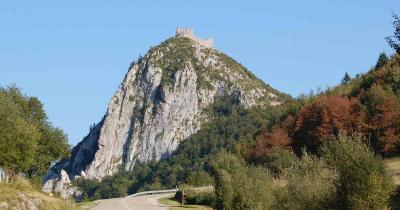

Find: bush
[245,166,276,209]
[185,170,214,186]
[274,152,337,210]
[175,189,215,207]
[73,178,101,200]
[73,169,130,200]
[321,134,394,209]
[212,151,275,210]
[259,148,296,175]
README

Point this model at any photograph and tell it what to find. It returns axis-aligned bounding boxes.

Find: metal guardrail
[127,186,214,198]
[127,189,178,197]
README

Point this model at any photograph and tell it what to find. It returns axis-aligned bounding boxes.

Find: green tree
[376,52,389,69]
[211,152,242,210]
[0,90,39,177]
[185,170,213,186]
[341,72,352,85]
[386,12,400,54]
[28,127,70,176]
[257,148,296,175]
[0,85,71,178]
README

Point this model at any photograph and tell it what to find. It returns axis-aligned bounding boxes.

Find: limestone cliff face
[43,36,288,196]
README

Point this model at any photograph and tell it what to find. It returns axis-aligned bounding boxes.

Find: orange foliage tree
[248,116,294,163]
[367,93,400,155]
[292,96,360,153]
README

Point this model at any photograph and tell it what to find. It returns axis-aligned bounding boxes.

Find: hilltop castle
[175,28,214,48]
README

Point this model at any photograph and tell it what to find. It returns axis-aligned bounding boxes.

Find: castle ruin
[175,28,214,48]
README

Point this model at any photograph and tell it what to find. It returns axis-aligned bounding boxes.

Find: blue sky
[0,1,399,145]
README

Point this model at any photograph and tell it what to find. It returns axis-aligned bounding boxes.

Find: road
[90,193,174,210]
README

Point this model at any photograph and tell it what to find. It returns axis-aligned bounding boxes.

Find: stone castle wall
[175,28,214,48]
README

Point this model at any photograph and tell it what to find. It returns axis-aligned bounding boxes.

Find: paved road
[91,193,173,210]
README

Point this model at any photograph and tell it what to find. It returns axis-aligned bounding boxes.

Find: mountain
[42,29,290,198]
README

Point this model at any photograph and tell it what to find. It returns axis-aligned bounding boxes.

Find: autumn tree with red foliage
[247,114,295,164]
[374,95,400,154]
[362,86,400,155]
[292,96,360,153]
[249,126,291,161]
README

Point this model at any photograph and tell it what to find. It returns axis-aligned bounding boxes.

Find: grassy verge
[157,196,212,210]
[0,176,79,210]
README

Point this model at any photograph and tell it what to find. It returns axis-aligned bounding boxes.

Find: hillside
[246,52,400,159]
[43,30,290,198]
[72,52,400,209]
[0,176,98,210]
[0,177,76,210]
[44,27,400,209]
[290,53,400,155]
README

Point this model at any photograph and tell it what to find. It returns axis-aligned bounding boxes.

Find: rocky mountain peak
[42,32,289,199]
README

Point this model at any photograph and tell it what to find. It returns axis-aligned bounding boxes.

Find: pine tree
[376,53,389,69]
[341,72,351,85]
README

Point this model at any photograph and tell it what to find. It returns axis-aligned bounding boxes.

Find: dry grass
[0,176,79,210]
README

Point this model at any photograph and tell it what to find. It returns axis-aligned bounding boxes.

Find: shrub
[212,151,275,210]
[253,148,296,175]
[245,166,276,209]
[185,170,214,187]
[321,134,394,210]
[176,189,215,207]
[73,169,130,200]
[274,152,337,210]
[73,178,101,200]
